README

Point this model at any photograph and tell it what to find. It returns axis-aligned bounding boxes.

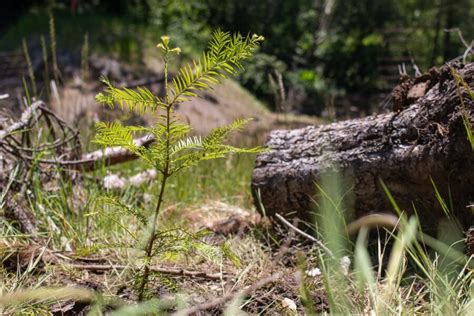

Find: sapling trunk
[137,171,169,300]
[137,51,172,300]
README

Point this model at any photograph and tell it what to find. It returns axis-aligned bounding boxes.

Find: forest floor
[1,72,472,313]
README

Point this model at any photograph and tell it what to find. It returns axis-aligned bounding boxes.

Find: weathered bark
[252,63,474,233]
[467,226,474,257]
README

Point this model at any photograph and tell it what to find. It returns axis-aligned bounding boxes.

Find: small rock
[103,173,126,189]
[305,267,321,277]
[340,256,351,275]
[281,297,297,311]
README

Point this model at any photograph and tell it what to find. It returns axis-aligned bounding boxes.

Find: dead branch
[0,99,155,172]
[445,28,474,64]
[0,100,81,166]
[77,134,155,171]
[6,134,156,171]
[0,101,43,140]
[64,263,226,280]
[274,213,334,257]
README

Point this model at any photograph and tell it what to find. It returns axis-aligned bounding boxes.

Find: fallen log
[252,62,474,234]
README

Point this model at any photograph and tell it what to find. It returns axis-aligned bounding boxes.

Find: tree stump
[252,63,474,235]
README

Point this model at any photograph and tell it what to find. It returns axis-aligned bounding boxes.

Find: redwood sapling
[93,30,264,299]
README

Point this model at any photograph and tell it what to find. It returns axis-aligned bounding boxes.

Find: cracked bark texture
[252,63,474,233]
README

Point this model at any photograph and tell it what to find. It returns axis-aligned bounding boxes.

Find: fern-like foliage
[94,31,264,177]
[96,77,166,113]
[171,30,263,103]
[93,31,264,299]
[170,118,264,173]
[94,122,154,164]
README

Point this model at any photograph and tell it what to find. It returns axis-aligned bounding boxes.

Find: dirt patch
[56,77,322,144]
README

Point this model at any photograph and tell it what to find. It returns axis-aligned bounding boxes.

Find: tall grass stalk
[40,35,50,99]
[451,67,474,151]
[49,12,61,84]
[22,39,37,97]
[312,170,472,314]
[81,32,89,81]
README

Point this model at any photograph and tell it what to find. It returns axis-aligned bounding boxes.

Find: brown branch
[0,101,44,140]
[66,263,226,280]
[0,100,154,172]
[173,272,283,316]
[275,213,334,258]
[77,134,155,171]
[3,134,156,171]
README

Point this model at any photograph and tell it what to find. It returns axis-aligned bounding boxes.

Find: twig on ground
[275,213,334,257]
[0,101,43,140]
[65,263,226,280]
[9,134,156,171]
[173,272,283,316]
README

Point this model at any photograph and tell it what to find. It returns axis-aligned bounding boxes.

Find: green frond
[202,118,253,149]
[168,121,192,142]
[97,196,147,225]
[169,118,265,174]
[146,142,167,171]
[94,121,138,147]
[175,146,258,167]
[170,136,203,156]
[94,122,152,163]
[194,242,224,264]
[95,76,166,113]
[171,30,263,104]
[221,241,242,268]
[208,29,231,60]
[150,120,192,143]
[148,122,167,139]
[144,120,193,172]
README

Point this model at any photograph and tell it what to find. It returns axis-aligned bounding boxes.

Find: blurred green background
[1,0,473,116]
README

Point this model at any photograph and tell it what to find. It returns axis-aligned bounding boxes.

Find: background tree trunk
[252,62,474,234]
